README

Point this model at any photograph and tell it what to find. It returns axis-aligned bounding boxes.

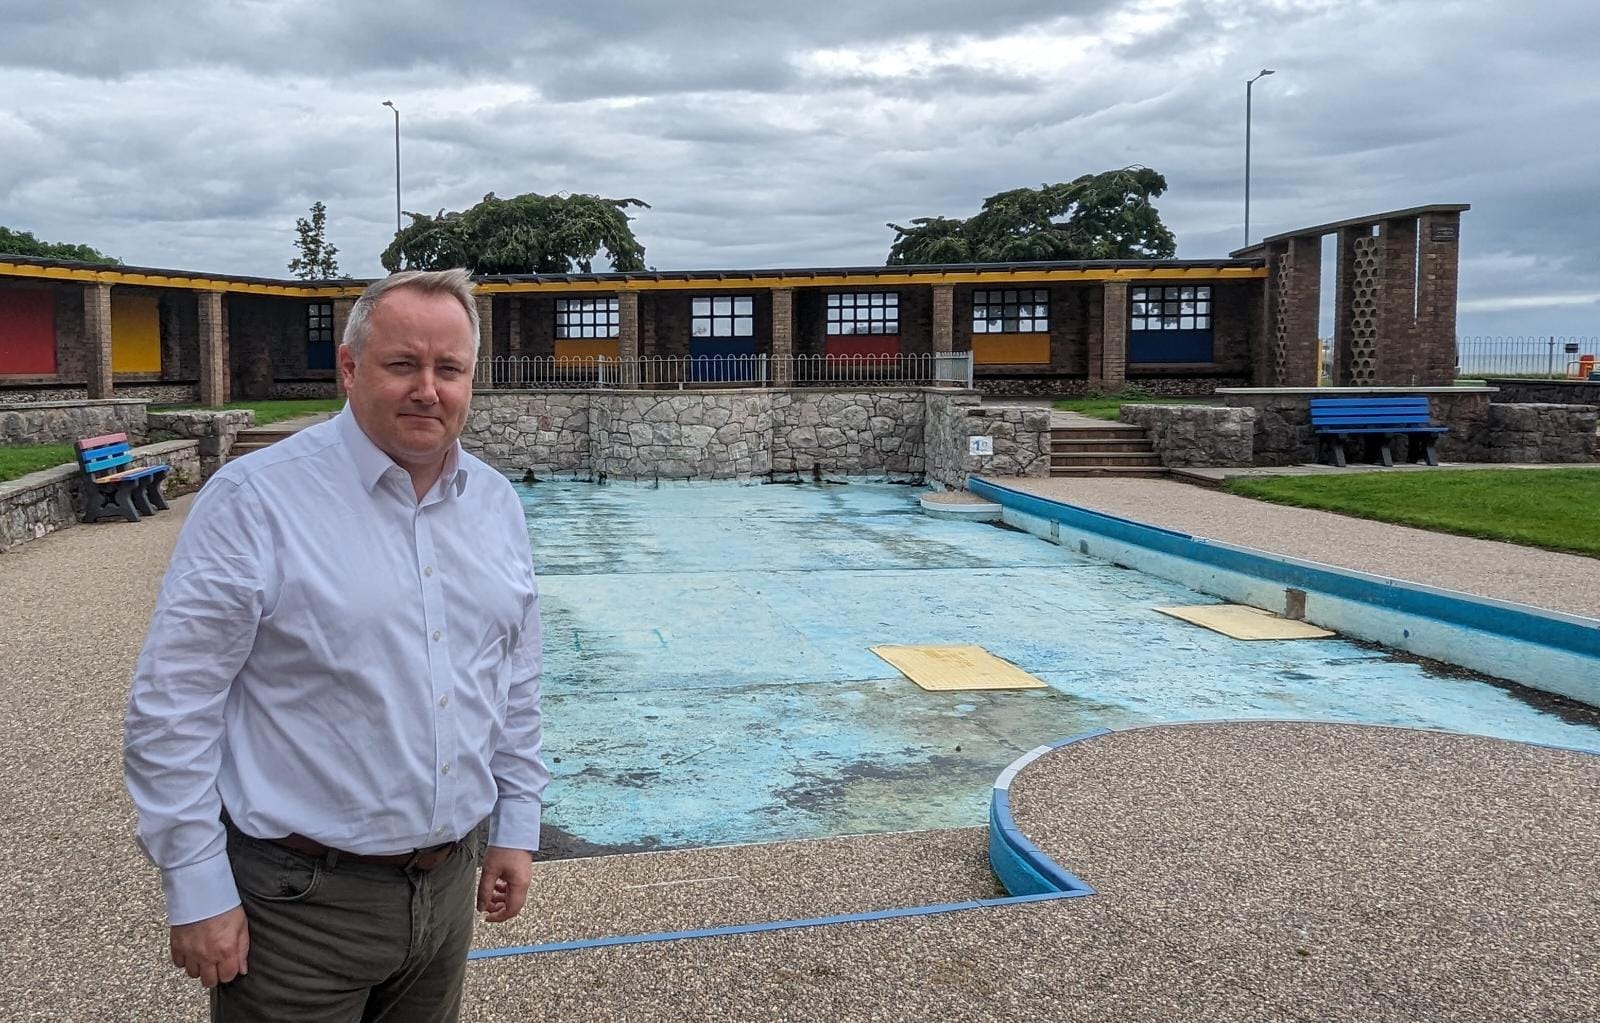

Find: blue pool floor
[519,481,1600,856]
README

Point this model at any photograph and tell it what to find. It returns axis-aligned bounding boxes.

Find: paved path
[998,476,1600,619]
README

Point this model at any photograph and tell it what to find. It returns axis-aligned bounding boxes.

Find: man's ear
[338,344,358,393]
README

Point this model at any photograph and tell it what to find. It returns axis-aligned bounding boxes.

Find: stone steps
[1047,423,1165,477]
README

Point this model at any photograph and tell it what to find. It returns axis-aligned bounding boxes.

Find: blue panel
[1128,329,1212,363]
[689,340,759,382]
[307,340,336,371]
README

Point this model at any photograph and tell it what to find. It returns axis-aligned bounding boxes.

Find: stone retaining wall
[0,399,149,446]
[1483,378,1600,407]
[1118,405,1257,467]
[974,375,1250,399]
[924,392,1052,487]
[269,381,340,400]
[464,388,947,482]
[0,439,200,552]
[146,410,256,479]
[116,383,201,404]
[1218,390,1495,465]
[1485,404,1600,463]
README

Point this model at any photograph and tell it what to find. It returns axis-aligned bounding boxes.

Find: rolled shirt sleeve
[124,479,272,925]
[488,548,550,852]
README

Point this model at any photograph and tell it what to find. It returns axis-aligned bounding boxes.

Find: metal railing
[475,352,974,390]
[1456,336,1599,378]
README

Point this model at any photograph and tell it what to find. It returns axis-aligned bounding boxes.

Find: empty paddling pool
[520,480,1600,857]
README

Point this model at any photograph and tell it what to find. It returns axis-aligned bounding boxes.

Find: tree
[886,167,1177,265]
[287,201,343,280]
[0,226,121,265]
[381,191,649,274]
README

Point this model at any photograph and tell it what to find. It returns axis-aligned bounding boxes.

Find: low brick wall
[146,410,256,479]
[116,382,201,404]
[924,393,1052,487]
[0,439,200,552]
[0,399,150,446]
[269,380,340,400]
[465,388,952,482]
[1485,404,1600,463]
[1118,405,1257,467]
[1484,378,1600,407]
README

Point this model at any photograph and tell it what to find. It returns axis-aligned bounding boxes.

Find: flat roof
[1230,203,1471,256]
[0,253,1266,297]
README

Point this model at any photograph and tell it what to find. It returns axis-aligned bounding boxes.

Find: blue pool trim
[468,890,1088,960]
[966,476,1600,659]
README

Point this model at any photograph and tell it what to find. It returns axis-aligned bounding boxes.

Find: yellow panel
[973,333,1051,365]
[111,293,161,373]
[870,644,1048,692]
[1153,605,1335,640]
[554,338,621,360]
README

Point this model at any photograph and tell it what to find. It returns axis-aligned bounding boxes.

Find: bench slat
[75,431,130,451]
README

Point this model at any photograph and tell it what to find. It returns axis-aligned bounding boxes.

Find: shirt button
[436,826,447,835]
[432,630,442,641]
[439,695,449,708]
[424,566,434,577]
[441,762,451,775]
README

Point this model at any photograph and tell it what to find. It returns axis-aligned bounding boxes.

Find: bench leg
[1425,438,1439,467]
[143,473,169,511]
[1332,436,1347,469]
[1379,436,1395,468]
[114,483,142,523]
[130,483,155,517]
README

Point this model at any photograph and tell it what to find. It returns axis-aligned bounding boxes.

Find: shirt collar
[337,405,469,498]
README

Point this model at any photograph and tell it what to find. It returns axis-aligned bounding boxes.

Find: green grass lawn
[150,398,343,426]
[1052,396,1208,421]
[0,443,76,483]
[1225,469,1600,557]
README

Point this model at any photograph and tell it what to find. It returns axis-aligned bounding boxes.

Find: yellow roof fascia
[0,261,363,298]
[476,266,1267,294]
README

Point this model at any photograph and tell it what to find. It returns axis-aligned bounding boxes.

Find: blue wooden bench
[1310,397,1448,468]
[75,432,171,523]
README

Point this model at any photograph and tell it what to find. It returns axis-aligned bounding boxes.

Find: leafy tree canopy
[287,201,344,280]
[381,191,649,274]
[886,167,1177,265]
[0,225,121,265]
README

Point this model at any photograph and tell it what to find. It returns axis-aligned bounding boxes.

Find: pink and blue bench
[75,432,170,523]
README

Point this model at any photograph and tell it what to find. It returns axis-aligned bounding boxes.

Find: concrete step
[1050,439,1155,454]
[1050,424,1146,438]
[1051,452,1162,467]
[234,428,298,444]
[1049,465,1169,478]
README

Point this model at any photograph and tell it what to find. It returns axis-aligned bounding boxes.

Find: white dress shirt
[124,406,548,926]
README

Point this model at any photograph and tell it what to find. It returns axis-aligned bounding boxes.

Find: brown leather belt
[268,832,464,872]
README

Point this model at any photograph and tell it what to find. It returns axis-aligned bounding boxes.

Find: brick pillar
[83,283,113,398]
[1101,281,1128,389]
[1087,286,1105,387]
[617,291,639,387]
[931,285,953,354]
[770,288,793,385]
[1267,235,1322,387]
[196,290,229,407]
[1415,211,1461,385]
[1378,216,1419,386]
[505,296,522,362]
[332,297,355,396]
[473,293,493,362]
[1334,226,1371,387]
[159,297,182,381]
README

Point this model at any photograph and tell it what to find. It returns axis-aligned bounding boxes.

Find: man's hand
[477,846,533,923]
[170,906,249,988]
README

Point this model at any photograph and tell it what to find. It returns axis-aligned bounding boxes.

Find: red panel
[0,289,57,374]
[824,336,901,360]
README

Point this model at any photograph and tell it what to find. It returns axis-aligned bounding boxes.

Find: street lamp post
[1244,69,1275,248]
[382,100,401,235]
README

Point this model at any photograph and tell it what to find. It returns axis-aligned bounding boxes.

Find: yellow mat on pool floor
[870,644,1048,691]
[1154,604,1335,640]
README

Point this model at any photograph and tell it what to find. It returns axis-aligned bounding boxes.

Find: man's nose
[411,369,439,403]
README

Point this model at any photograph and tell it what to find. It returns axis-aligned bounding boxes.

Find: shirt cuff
[488,798,542,852]
[162,849,242,926]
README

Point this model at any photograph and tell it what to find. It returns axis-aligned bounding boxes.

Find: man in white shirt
[124,268,548,1022]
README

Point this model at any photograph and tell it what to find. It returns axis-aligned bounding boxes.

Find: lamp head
[382,100,395,109]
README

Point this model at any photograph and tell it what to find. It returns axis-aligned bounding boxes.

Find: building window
[1130,286,1211,331]
[556,297,620,339]
[826,292,899,334]
[691,296,754,337]
[972,289,1049,333]
[306,301,334,371]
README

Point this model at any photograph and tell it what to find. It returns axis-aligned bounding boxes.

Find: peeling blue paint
[517,480,1600,856]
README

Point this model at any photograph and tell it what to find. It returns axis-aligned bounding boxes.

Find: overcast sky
[1,0,1595,337]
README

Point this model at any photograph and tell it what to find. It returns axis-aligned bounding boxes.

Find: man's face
[339,288,476,474]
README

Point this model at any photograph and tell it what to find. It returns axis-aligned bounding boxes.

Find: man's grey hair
[341,268,481,361]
